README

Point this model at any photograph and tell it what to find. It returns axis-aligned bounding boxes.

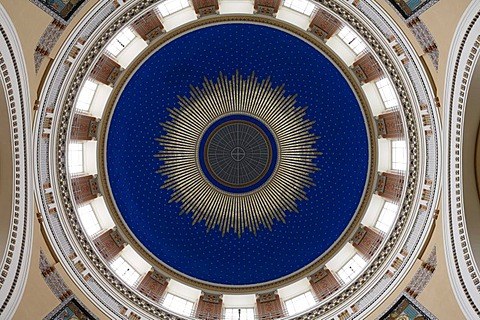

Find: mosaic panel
[386,0,439,20]
[377,293,436,320]
[30,0,89,22]
[43,295,99,320]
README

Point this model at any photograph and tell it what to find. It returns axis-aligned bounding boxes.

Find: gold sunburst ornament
[155,72,320,236]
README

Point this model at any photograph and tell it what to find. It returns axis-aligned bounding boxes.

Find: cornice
[443,0,480,318]
[0,4,34,319]
[96,14,378,294]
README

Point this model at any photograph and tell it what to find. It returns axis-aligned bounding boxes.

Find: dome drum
[31,0,442,319]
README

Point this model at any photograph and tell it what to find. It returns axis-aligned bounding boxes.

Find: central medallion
[230,146,246,162]
[200,116,277,192]
[205,120,272,188]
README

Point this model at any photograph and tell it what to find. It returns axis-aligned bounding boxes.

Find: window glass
[285,291,316,315]
[376,78,399,109]
[224,308,255,320]
[375,201,398,233]
[337,254,367,284]
[163,293,194,316]
[157,0,190,17]
[105,28,136,57]
[110,257,141,286]
[337,26,367,54]
[68,143,84,174]
[75,80,98,111]
[391,140,407,171]
[283,0,315,15]
[78,204,101,235]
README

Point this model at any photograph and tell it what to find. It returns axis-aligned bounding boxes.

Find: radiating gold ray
[156,72,320,236]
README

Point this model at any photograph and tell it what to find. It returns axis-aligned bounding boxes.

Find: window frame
[77,204,102,236]
[283,0,316,15]
[391,140,408,171]
[337,26,367,55]
[375,201,398,233]
[337,254,367,284]
[156,0,190,17]
[68,143,84,174]
[105,28,136,57]
[162,293,195,317]
[110,256,141,286]
[284,291,316,316]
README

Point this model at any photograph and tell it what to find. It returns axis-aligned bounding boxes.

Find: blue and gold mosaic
[106,23,369,285]
[156,74,319,236]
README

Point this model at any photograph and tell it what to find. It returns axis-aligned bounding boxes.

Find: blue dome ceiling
[106,23,369,285]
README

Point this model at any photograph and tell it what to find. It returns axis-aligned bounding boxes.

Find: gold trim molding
[96,15,377,293]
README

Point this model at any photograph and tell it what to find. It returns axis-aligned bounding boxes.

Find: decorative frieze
[136,270,169,303]
[130,10,164,43]
[405,246,436,298]
[352,51,384,84]
[196,292,223,319]
[254,0,280,16]
[406,17,439,70]
[309,9,342,41]
[40,250,73,301]
[71,113,99,141]
[192,0,219,17]
[89,54,122,86]
[375,110,403,139]
[309,267,342,301]
[375,172,404,202]
[34,19,66,72]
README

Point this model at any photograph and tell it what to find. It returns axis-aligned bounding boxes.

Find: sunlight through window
[338,26,367,54]
[78,204,101,236]
[391,140,407,171]
[376,78,399,109]
[110,257,140,286]
[375,201,398,233]
[163,293,194,316]
[157,0,190,17]
[68,143,84,174]
[283,0,315,15]
[337,254,367,284]
[105,28,136,57]
[285,291,316,315]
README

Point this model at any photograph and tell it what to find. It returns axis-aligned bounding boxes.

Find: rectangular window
[75,80,98,111]
[77,204,101,236]
[157,0,190,17]
[110,256,141,286]
[68,143,84,174]
[285,291,316,315]
[105,28,136,57]
[224,308,255,320]
[337,254,367,284]
[337,26,367,54]
[163,293,194,316]
[375,201,398,233]
[283,0,316,15]
[376,78,399,109]
[391,140,407,171]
